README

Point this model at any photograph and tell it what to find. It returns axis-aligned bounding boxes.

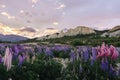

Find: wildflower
[31,55,36,64]
[12,45,19,56]
[79,64,83,73]
[44,48,53,57]
[0,54,2,63]
[100,58,108,71]
[90,56,94,66]
[105,48,111,57]
[92,47,97,60]
[18,54,25,66]
[109,64,116,76]
[111,49,119,60]
[83,48,89,62]
[70,50,76,62]
[3,47,12,71]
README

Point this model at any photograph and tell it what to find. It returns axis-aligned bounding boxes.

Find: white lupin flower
[4,47,12,71]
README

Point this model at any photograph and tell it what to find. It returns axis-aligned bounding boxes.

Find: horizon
[0,0,120,38]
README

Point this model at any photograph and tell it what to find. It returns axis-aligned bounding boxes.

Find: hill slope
[0,34,28,42]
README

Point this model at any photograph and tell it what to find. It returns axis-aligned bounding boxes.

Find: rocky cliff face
[38,26,96,40]
[101,26,120,37]
[64,26,95,36]
[109,25,120,32]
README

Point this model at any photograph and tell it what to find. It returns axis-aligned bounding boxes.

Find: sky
[0,0,120,38]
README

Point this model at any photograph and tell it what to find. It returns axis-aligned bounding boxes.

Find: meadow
[0,42,120,80]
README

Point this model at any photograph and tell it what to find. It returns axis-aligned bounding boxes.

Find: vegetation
[41,34,120,47]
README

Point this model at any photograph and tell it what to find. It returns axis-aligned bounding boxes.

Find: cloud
[1,12,15,19]
[20,27,37,32]
[32,0,38,3]
[44,28,58,35]
[0,23,40,38]
[0,4,6,8]
[53,22,59,26]
[56,3,66,10]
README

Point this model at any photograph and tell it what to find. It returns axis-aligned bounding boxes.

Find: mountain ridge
[0,34,28,42]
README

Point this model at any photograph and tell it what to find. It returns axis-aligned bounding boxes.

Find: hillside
[0,34,28,42]
[37,26,96,40]
[101,25,120,37]
[109,25,120,32]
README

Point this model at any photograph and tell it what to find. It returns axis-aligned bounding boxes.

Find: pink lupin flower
[105,48,111,57]
[97,52,101,59]
[99,49,106,57]
[109,45,116,55]
[4,47,12,71]
[111,50,119,60]
[101,42,106,50]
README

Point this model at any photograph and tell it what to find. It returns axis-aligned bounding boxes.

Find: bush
[71,39,84,46]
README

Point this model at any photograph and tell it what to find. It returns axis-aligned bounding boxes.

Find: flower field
[0,42,120,80]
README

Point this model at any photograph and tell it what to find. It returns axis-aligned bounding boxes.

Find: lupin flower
[92,47,97,61]
[109,64,116,76]
[90,56,94,66]
[109,45,116,54]
[18,54,25,66]
[3,47,13,71]
[83,48,89,62]
[0,54,2,63]
[105,47,111,57]
[97,42,119,60]
[31,55,36,64]
[100,58,108,71]
[44,48,53,57]
[70,50,76,62]
[111,49,119,60]
[79,64,83,73]
[12,45,19,56]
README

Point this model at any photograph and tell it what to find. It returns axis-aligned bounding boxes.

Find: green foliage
[0,53,62,80]
[71,39,84,46]
[0,64,8,80]
[61,60,120,80]
[53,51,70,58]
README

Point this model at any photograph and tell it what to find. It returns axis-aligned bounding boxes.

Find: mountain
[101,25,120,37]
[37,26,96,40]
[0,34,28,42]
[109,25,120,32]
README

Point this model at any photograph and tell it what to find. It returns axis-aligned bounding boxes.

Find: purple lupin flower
[118,69,120,76]
[12,45,19,56]
[0,54,2,63]
[18,54,26,66]
[83,48,89,62]
[70,50,76,62]
[35,46,42,54]
[92,47,97,61]
[90,56,94,66]
[79,64,83,73]
[44,48,53,57]
[109,64,116,76]
[100,58,108,71]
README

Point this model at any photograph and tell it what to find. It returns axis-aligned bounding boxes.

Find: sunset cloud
[0,23,39,38]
